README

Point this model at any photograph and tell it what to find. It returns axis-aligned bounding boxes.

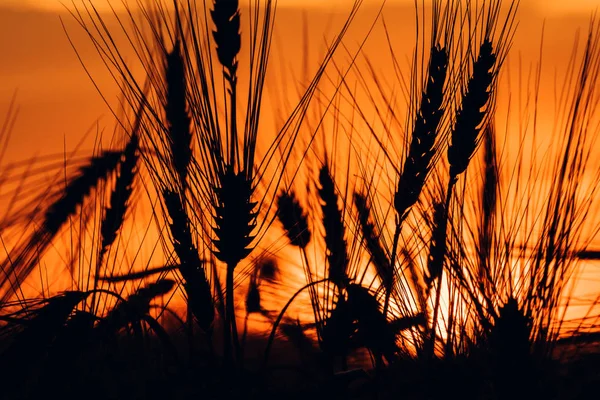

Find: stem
[90,247,108,316]
[229,78,238,167]
[301,247,322,337]
[386,210,408,318]
[226,263,241,365]
[427,178,455,359]
[223,273,232,365]
[384,224,401,318]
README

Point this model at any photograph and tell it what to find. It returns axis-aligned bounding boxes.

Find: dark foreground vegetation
[2,0,600,398]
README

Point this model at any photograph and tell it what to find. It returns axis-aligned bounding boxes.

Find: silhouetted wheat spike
[277,189,312,248]
[387,45,449,322]
[212,0,241,165]
[213,166,256,362]
[210,0,245,364]
[2,292,89,356]
[426,200,448,288]
[91,134,139,313]
[165,41,192,188]
[318,164,349,288]
[164,37,196,350]
[0,150,122,304]
[424,37,498,359]
[163,190,215,333]
[211,0,241,81]
[448,39,497,181]
[424,198,448,358]
[277,188,324,338]
[394,45,449,221]
[99,133,139,264]
[245,260,265,315]
[354,192,392,291]
[213,166,257,266]
[45,151,123,235]
[241,260,268,362]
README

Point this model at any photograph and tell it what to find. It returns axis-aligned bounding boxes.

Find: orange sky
[0,0,598,162]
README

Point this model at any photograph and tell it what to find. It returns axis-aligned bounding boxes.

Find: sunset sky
[0,0,598,163]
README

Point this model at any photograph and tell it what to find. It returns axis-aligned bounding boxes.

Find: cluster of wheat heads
[2,0,600,398]
[0,0,368,391]
[272,0,509,351]
[270,0,600,397]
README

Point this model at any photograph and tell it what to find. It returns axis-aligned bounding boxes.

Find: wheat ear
[211,0,241,81]
[426,38,499,359]
[277,190,312,248]
[163,189,215,334]
[354,192,393,292]
[394,45,449,221]
[44,151,122,235]
[98,134,139,267]
[388,45,449,318]
[447,39,497,181]
[318,164,349,288]
[165,40,192,189]
[0,150,122,304]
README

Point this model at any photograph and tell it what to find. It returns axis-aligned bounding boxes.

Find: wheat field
[1,1,600,399]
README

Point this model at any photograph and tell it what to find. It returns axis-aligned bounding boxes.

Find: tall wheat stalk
[424,0,517,358]
[67,0,363,368]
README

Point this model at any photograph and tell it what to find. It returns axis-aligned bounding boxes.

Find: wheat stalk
[211,0,241,81]
[98,134,139,268]
[277,189,312,249]
[478,123,498,296]
[426,33,501,359]
[90,133,139,313]
[394,45,449,222]
[165,40,192,190]
[388,42,449,319]
[354,192,393,292]
[163,189,215,334]
[44,151,123,235]
[447,39,497,182]
[0,150,122,304]
[213,167,257,267]
[318,164,349,289]
[276,188,326,337]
